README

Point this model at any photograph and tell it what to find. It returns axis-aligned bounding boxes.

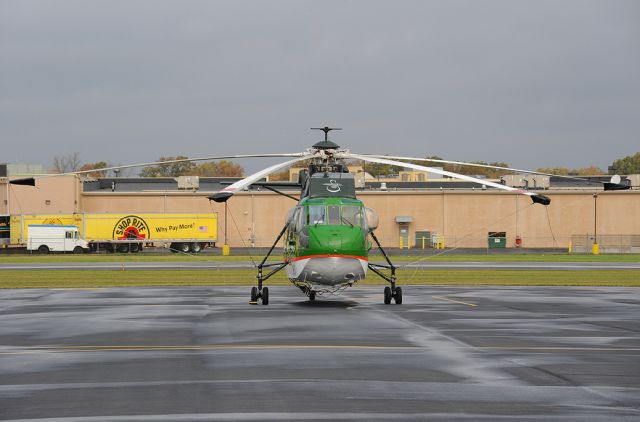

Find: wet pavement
[1,285,639,421]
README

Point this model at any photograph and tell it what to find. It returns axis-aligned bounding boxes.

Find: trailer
[1,215,10,248]
[9,213,217,253]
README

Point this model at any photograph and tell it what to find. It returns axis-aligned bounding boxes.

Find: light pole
[592,193,599,255]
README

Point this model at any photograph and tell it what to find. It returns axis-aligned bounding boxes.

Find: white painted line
[431,295,477,307]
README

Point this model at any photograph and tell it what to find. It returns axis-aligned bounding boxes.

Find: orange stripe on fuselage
[289,254,369,263]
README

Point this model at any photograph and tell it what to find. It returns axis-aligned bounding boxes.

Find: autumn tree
[139,157,244,177]
[536,166,605,176]
[362,156,513,179]
[442,161,511,178]
[78,161,109,178]
[51,152,82,173]
[139,156,195,177]
[576,166,605,175]
[362,162,403,178]
[189,160,244,177]
[268,169,292,181]
[609,152,640,174]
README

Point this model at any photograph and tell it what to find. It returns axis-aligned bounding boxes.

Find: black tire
[250,286,258,302]
[105,244,114,254]
[169,243,178,253]
[309,291,316,301]
[384,286,392,304]
[394,287,403,305]
[189,242,202,253]
[262,287,269,305]
[73,246,84,254]
[116,243,129,253]
[178,242,190,253]
[129,243,140,253]
[38,245,49,255]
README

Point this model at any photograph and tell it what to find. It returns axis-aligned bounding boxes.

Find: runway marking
[484,346,640,352]
[0,412,483,421]
[3,344,640,356]
[0,344,413,355]
[431,295,477,307]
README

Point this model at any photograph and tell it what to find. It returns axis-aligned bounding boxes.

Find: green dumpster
[488,232,507,249]
[415,231,431,249]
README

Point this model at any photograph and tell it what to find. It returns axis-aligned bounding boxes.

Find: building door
[399,226,409,249]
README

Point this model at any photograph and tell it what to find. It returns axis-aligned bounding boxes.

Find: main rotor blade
[344,152,551,205]
[59,153,309,177]
[209,153,318,202]
[358,154,630,191]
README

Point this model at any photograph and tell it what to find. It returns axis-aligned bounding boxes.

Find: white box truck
[27,225,89,254]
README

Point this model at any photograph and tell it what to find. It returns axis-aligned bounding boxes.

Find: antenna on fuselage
[311,126,341,150]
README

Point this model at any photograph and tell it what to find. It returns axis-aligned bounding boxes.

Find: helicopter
[206,127,559,306]
[10,127,630,305]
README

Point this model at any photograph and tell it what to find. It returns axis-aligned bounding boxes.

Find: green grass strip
[1,253,639,263]
[0,269,638,289]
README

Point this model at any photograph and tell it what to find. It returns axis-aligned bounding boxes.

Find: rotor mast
[311,126,341,150]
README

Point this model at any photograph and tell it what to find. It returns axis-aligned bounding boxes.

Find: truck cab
[27,225,89,254]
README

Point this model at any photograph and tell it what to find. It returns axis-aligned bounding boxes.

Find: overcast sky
[1,0,639,174]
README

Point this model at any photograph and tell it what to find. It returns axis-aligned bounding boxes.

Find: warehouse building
[1,173,639,251]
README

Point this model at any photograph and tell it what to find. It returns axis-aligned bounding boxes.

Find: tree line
[50,154,244,177]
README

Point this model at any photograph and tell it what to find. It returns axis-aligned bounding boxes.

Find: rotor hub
[311,126,341,150]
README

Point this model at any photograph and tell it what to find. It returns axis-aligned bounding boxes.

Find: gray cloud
[1,0,639,172]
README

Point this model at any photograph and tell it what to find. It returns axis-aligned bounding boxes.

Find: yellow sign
[82,213,217,241]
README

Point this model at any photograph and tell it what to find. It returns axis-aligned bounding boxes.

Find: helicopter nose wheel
[250,286,269,305]
[383,286,402,305]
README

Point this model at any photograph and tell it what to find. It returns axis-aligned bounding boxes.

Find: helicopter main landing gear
[251,223,289,305]
[368,231,403,305]
[383,285,402,305]
[250,285,269,305]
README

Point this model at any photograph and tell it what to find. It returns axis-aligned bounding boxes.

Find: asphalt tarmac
[1,286,639,421]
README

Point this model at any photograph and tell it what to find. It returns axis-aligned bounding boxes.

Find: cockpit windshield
[306,204,364,228]
[340,205,363,228]
[307,205,326,225]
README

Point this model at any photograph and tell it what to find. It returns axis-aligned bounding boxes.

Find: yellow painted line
[0,344,412,355]
[51,288,105,291]
[431,295,477,307]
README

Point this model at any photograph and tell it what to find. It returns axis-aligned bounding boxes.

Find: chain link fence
[571,234,640,253]
[209,232,640,253]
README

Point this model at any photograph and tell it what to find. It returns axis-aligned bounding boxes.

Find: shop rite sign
[113,215,150,240]
[112,216,199,240]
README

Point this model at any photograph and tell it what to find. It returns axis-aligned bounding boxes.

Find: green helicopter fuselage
[283,171,370,289]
